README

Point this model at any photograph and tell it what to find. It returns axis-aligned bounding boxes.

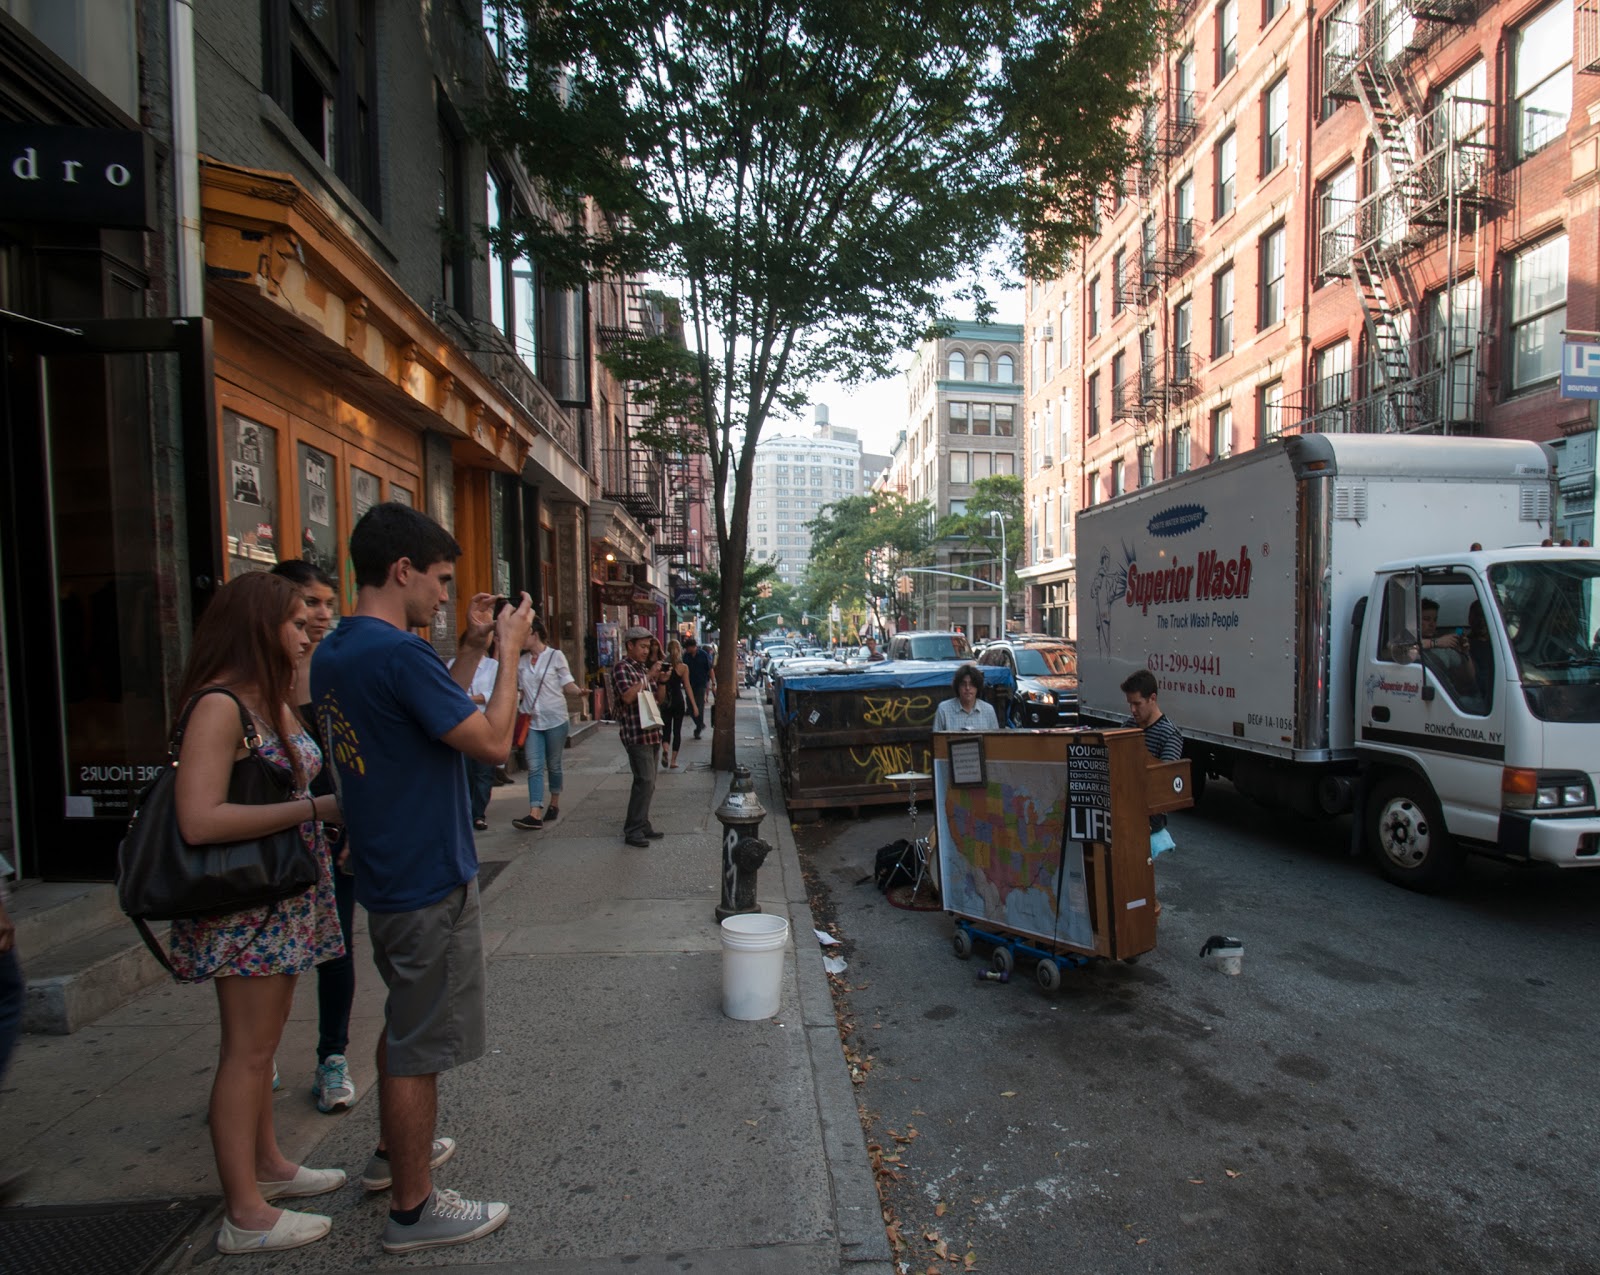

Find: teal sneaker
[313,1054,356,1113]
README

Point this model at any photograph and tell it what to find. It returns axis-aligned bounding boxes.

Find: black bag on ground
[874,839,917,892]
[116,687,319,924]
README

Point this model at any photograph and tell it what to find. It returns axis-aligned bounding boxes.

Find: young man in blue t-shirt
[313,503,530,1254]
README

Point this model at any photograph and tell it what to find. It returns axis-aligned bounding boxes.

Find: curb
[752,749,894,1269]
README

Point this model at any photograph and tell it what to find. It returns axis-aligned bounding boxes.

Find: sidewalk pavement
[0,696,892,1275]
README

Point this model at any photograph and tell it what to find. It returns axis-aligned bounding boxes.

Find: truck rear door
[1359,569,1506,844]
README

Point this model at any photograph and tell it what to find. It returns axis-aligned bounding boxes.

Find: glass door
[1,317,217,879]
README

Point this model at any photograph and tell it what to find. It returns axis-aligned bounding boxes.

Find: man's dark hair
[271,558,337,591]
[350,502,461,590]
[952,663,985,693]
[684,637,698,647]
[1120,668,1158,698]
[1420,597,1440,614]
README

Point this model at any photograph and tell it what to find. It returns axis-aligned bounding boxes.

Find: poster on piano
[934,734,1104,952]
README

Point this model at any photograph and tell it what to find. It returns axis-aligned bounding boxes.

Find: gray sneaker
[381,1187,509,1253]
[360,1137,457,1191]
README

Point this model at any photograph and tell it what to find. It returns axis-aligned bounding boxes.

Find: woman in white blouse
[511,621,584,830]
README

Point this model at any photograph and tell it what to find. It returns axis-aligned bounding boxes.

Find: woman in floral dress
[168,571,346,1254]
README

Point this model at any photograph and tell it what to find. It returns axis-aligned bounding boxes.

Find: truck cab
[1355,549,1600,890]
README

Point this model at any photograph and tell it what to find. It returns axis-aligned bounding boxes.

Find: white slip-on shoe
[216,1208,332,1253]
[255,1165,347,1200]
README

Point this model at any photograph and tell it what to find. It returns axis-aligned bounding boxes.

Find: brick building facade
[1024,0,1600,637]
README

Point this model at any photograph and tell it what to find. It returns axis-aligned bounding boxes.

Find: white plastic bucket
[1208,940,1244,976]
[719,912,789,1020]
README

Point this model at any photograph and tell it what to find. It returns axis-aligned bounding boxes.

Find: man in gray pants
[612,627,665,847]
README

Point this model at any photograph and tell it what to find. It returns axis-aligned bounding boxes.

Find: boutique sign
[0,123,156,229]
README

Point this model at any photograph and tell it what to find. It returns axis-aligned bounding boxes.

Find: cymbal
[885,771,932,782]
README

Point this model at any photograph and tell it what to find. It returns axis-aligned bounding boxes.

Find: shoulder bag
[116,687,321,972]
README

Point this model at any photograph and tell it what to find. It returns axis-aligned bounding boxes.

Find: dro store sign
[0,123,156,230]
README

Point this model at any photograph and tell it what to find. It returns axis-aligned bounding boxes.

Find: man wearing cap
[684,637,715,739]
[613,627,666,847]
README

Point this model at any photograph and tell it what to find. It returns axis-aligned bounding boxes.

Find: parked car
[978,638,1079,726]
[886,631,974,662]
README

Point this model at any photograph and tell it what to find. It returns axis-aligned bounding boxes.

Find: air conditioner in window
[1040,454,1054,469]
[1042,323,1055,340]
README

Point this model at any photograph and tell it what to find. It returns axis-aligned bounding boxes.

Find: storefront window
[225,411,281,574]
[298,441,339,576]
[390,483,414,507]
[351,464,381,522]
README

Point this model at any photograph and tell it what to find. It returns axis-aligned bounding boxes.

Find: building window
[948,401,970,433]
[1177,47,1197,123]
[438,104,470,316]
[948,349,967,380]
[1086,469,1100,507]
[1175,175,1195,254]
[1259,224,1287,328]
[996,353,1015,381]
[973,352,990,380]
[993,404,1015,436]
[1215,129,1237,218]
[1175,424,1192,473]
[972,404,994,435]
[1265,0,1286,23]
[1258,379,1285,438]
[1087,371,1101,437]
[1217,0,1239,79]
[1262,75,1289,174]
[994,451,1015,475]
[1112,457,1127,495]
[1212,265,1234,356]
[951,452,971,484]
[1173,300,1193,382]
[1088,276,1102,337]
[1514,1,1573,160]
[1509,234,1568,391]
[1138,443,1154,487]
[1211,403,1233,459]
[1321,0,1358,117]
[1428,276,1482,424]
[1112,350,1128,418]
[1112,250,1127,315]
[1314,339,1353,428]
[263,0,380,212]
[1141,215,1159,290]
[1317,162,1358,279]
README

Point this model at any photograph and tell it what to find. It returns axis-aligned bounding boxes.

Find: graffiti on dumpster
[846,743,931,786]
[861,694,935,727]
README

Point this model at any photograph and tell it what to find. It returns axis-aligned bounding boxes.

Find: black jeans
[690,685,709,733]
[315,862,357,1061]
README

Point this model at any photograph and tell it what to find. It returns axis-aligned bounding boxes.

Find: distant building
[750,406,864,589]
[902,322,1024,638]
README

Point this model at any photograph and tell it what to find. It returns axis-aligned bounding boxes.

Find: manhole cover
[0,1197,215,1275]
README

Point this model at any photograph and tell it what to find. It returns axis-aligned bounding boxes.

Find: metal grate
[1334,483,1370,521]
[0,1198,215,1275]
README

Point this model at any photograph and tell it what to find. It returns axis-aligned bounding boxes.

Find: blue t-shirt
[311,616,479,913]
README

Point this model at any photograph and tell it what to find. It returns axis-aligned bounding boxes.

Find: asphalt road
[796,776,1600,1275]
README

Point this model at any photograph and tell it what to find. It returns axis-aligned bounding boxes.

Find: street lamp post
[989,510,1008,638]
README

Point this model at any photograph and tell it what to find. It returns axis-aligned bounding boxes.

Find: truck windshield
[1489,559,1600,723]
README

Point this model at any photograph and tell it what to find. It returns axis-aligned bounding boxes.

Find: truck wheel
[1366,775,1463,893]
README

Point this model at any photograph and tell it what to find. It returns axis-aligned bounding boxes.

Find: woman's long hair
[175,571,306,785]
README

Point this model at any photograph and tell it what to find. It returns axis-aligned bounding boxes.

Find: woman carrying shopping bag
[511,621,584,830]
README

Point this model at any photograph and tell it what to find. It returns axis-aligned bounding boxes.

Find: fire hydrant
[715,763,772,921]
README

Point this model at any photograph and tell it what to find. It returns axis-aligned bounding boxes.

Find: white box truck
[1076,434,1600,890]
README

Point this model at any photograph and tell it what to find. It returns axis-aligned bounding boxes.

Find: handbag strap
[132,908,277,985]
[169,686,265,760]
[525,650,556,711]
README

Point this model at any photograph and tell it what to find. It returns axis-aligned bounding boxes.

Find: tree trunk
[710,570,743,772]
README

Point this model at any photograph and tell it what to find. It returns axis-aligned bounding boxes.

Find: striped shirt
[1129,712,1184,761]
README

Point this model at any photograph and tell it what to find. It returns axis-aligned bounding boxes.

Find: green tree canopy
[936,474,1025,596]
[804,492,934,636]
[477,0,1164,764]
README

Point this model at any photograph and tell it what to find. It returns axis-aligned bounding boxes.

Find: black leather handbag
[116,687,320,975]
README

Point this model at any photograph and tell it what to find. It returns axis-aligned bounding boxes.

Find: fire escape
[595,280,668,532]
[1117,83,1206,435]
[1310,0,1492,435]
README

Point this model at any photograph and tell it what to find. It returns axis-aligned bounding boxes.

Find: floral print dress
[166,725,344,980]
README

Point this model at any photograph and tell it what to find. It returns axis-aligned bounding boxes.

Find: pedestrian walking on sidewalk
[512,620,583,830]
[684,636,714,738]
[167,572,347,1254]
[312,503,526,1254]
[661,639,696,770]
[272,559,358,1116]
[613,627,665,846]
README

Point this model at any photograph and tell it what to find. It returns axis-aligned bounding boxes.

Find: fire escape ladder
[1350,248,1419,432]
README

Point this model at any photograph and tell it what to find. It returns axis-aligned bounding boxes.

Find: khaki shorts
[368,879,487,1076]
